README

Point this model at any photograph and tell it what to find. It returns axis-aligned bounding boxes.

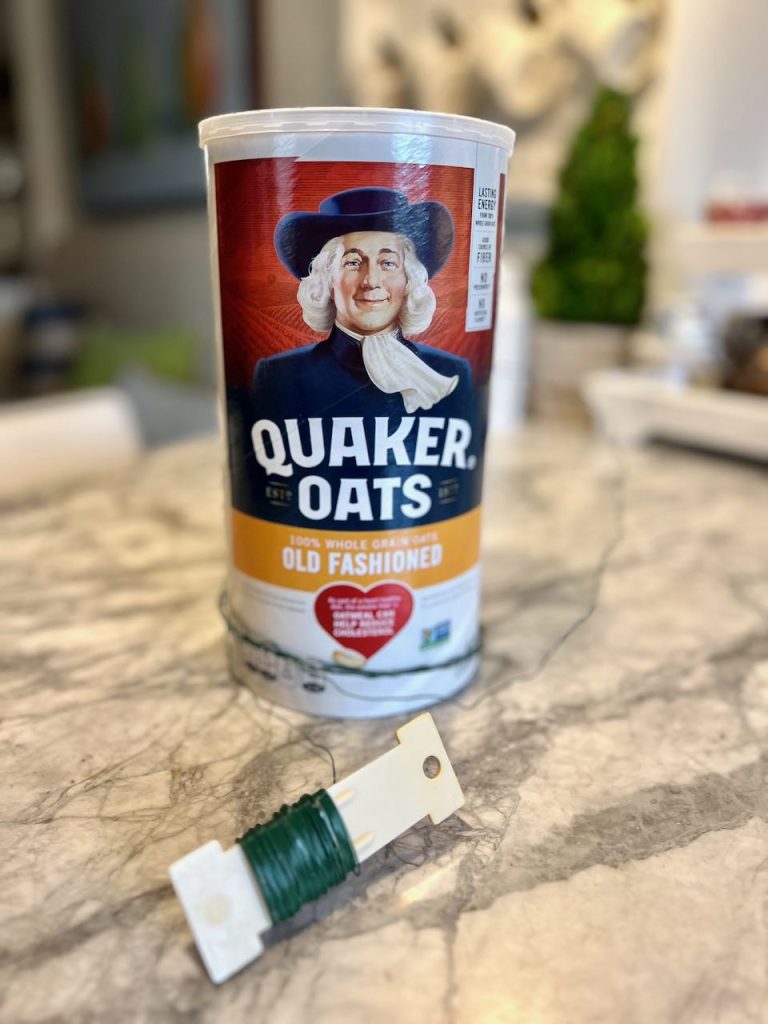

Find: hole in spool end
[422,755,441,780]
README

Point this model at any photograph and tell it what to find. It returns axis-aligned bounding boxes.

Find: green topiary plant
[531,86,648,325]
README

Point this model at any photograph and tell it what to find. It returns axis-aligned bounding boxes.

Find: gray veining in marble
[1,429,767,1023]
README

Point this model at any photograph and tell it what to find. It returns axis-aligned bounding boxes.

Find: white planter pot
[530,320,632,421]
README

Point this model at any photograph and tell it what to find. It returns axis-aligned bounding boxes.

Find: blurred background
[2,0,768,495]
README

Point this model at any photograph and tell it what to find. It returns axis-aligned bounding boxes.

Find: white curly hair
[296,234,436,336]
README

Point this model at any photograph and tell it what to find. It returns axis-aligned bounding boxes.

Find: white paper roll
[0,388,142,501]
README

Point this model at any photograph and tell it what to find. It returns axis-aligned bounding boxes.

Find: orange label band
[231,507,482,592]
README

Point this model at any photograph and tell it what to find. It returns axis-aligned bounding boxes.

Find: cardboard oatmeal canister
[199,108,515,718]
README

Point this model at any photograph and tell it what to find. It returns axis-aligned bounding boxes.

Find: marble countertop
[3,429,768,1023]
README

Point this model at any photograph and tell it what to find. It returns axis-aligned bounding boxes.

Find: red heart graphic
[314,583,414,659]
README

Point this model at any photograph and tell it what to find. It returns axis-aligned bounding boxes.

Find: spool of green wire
[237,789,360,924]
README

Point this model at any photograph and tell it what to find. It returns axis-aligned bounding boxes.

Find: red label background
[214,158,501,390]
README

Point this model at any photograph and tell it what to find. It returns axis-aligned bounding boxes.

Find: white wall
[652,0,768,220]
[644,0,768,309]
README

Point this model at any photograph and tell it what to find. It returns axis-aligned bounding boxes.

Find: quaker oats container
[200,108,515,717]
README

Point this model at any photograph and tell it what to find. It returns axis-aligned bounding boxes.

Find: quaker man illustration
[251,187,472,418]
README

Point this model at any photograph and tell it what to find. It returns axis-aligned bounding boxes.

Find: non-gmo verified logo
[420,619,451,651]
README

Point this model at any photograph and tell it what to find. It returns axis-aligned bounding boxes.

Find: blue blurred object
[20,301,86,395]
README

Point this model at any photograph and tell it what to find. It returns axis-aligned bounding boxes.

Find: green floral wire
[219,591,483,679]
[237,789,359,924]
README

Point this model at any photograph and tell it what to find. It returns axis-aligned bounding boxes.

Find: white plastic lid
[199,107,515,153]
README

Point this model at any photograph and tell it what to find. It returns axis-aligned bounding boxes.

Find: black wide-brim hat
[274,187,455,280]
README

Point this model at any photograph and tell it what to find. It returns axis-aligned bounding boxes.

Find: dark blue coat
[227,326,486,529]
